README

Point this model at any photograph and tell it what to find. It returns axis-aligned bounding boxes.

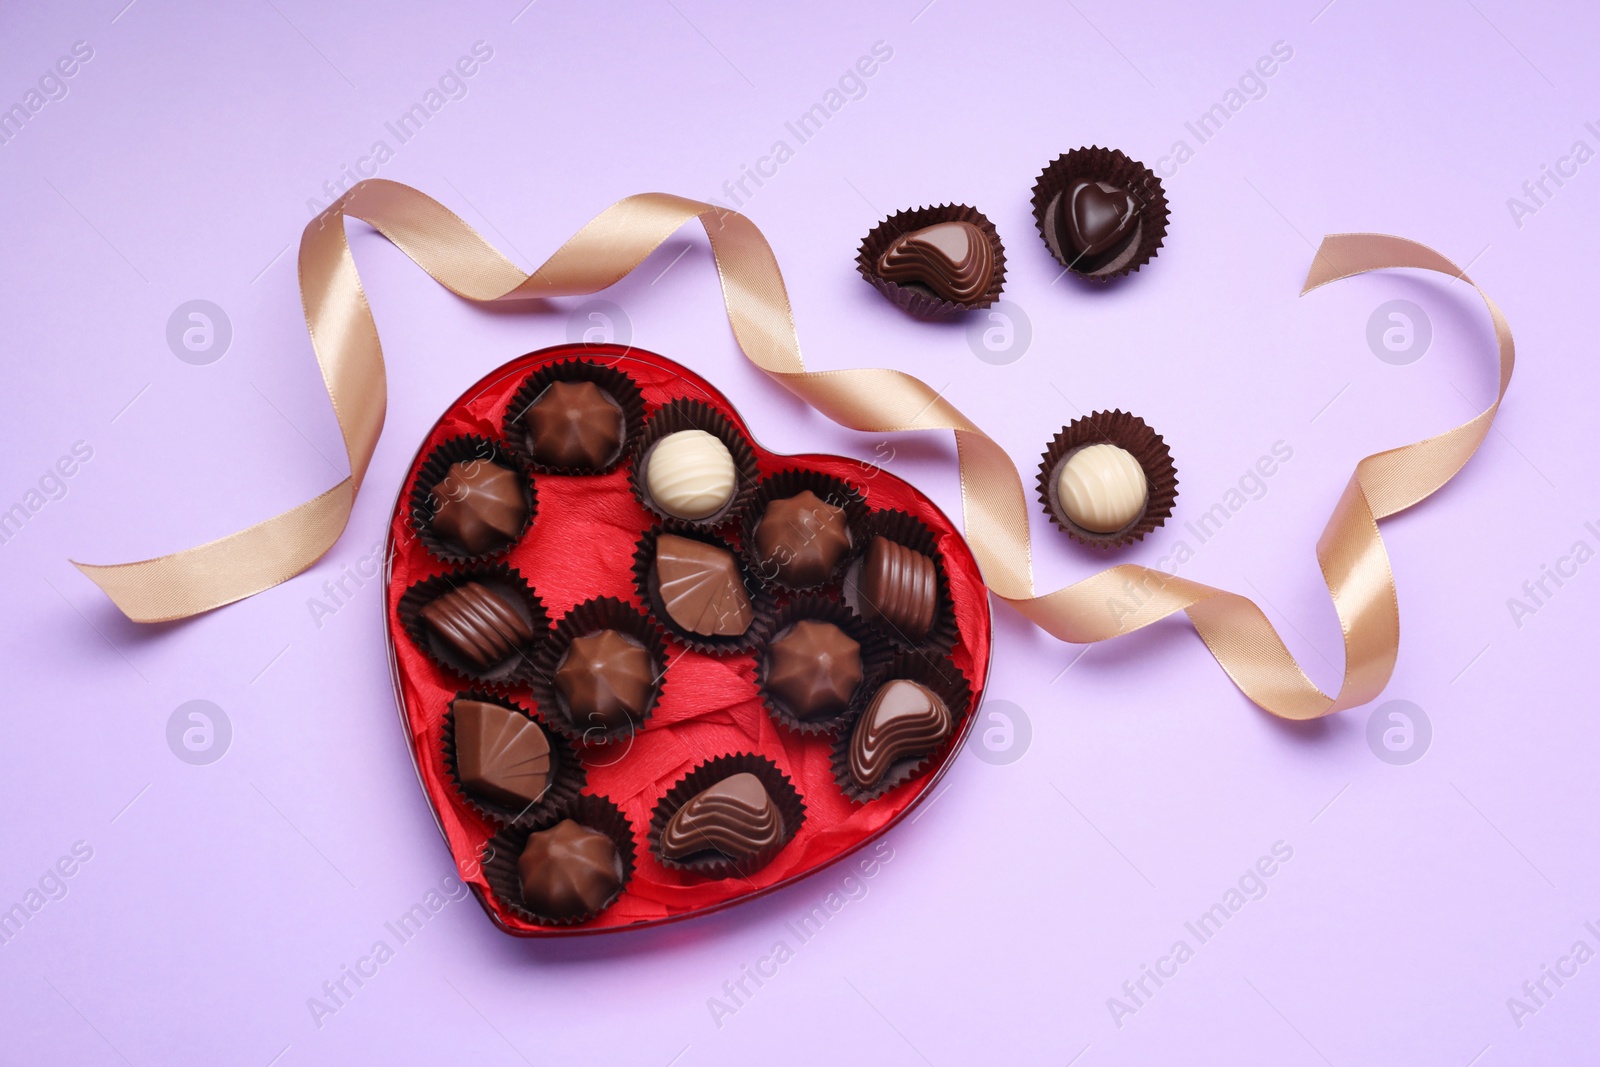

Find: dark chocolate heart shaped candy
[1062,179,1139,260]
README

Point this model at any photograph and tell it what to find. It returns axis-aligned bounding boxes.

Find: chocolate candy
[1057,180,1139,268]
[522,380,625,469]
[660,772,782,861]
[654,534,753,637]
[429,460,527,556]
[766,620,862,721]
[875,221,995,303]
[553,629,655,731]
[848,679,952,790]
[752,490,851,587]
[420,582,534,669]
[453,699,551,808]
[1056,444,1147,533]
[517,819,624,919]
[645,430,737,520]
[859,536,937,641]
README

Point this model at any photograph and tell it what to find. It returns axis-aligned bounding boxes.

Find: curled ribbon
[74,180,1513,720]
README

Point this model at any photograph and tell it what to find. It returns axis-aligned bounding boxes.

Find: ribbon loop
[73,181,1513,722]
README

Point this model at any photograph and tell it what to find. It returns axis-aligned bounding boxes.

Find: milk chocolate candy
[752,490,851,588]
[522,380,625,470]
[765,620,863,722]
[875,222,995,303]
[659,772,783,862]
[421,582,535,670]
[430,460,528,556]
[654,534,754,637]
[554,629,655,732]
[859,536,937,641]
[848,679,953,791]
[516,819,625,920]
[452,699,552,808]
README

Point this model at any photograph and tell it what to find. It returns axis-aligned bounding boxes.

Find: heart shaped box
[383,344,992,936]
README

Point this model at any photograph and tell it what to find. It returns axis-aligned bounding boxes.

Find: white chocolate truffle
[1056,444,1147,533]
[646,430,737,519]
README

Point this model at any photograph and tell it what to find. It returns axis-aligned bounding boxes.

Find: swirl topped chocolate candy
[1055,444,1148,533]
[660,772,783,862]
[429,460,527,556]
[859,536,937,641]
[421,582,535,669]
[875,221,995,303]
[522,380,625,469]
[848,679,952,791]
[517,819,625,920]
[765,620,863,721]
[452,699,552,808]
[645,430,737,520]
[553,629,655,732]
[752,490,851,587]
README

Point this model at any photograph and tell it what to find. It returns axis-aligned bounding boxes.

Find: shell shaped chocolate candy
[385,344,990,936]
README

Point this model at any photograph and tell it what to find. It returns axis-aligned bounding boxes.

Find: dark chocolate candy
[522,380,625,469]
[420,582,534,669]
[553,629,655,731]
[875,221,994,303]
[516,819,624,920]
[429,460,527,556]
[848,679,952,790]
[655,534,753,637]
[753,490,851,587]
[859,536,937,641]
[453,699,552,808]
[1055,180,1139,270]
[765,620,862,721]
[660,772,782,861]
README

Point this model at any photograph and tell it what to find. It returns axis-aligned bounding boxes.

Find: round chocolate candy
[1055,443,1148,533]
[516,819,625,920]
[522,380,625,469]
[765,620,863,722]
[553,629,655,732]
[752,490,851,587]
[646,430,737,520]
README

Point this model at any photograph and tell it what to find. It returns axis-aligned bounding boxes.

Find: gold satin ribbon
[74,181,1513,720]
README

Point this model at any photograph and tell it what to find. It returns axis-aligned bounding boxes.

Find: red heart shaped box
[383,344,992,936]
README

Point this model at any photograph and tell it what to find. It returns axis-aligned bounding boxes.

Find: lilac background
[2,0,1596,1063]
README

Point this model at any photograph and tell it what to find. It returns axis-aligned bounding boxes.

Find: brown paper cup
[525,596,672,749]
[408,434,536,564]
[441,691,585,828]
[831,653,973,804]
[397,562,549,688]
[855,203,1007,320]
[1030,146,1169,280]
[631,527,774,655]
[841,509,959,654]
[740,469,869,593]
[648,753,805,879]
[1037,409,1179,548]
[753,596,889,736]
[480,795,636,927]
[502,358,646,475]
[630,398,761,529]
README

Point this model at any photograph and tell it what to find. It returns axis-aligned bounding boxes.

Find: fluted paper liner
[831,652,973,804]
[525,596,672,749]
[502,356,646,475]
[441,691,584,828]
[1030,146,1169,280]
[648,753,805,879]
[408,434,536,564]
[740,468,869,593]
[855,203,1007,320]
[631,398,760,528]
[481,794,636,927]
[1037,409,1178,548]
[842,509,959,654]
[753,596,890,736]
[631,526,774,655]
[397,562,549,688]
